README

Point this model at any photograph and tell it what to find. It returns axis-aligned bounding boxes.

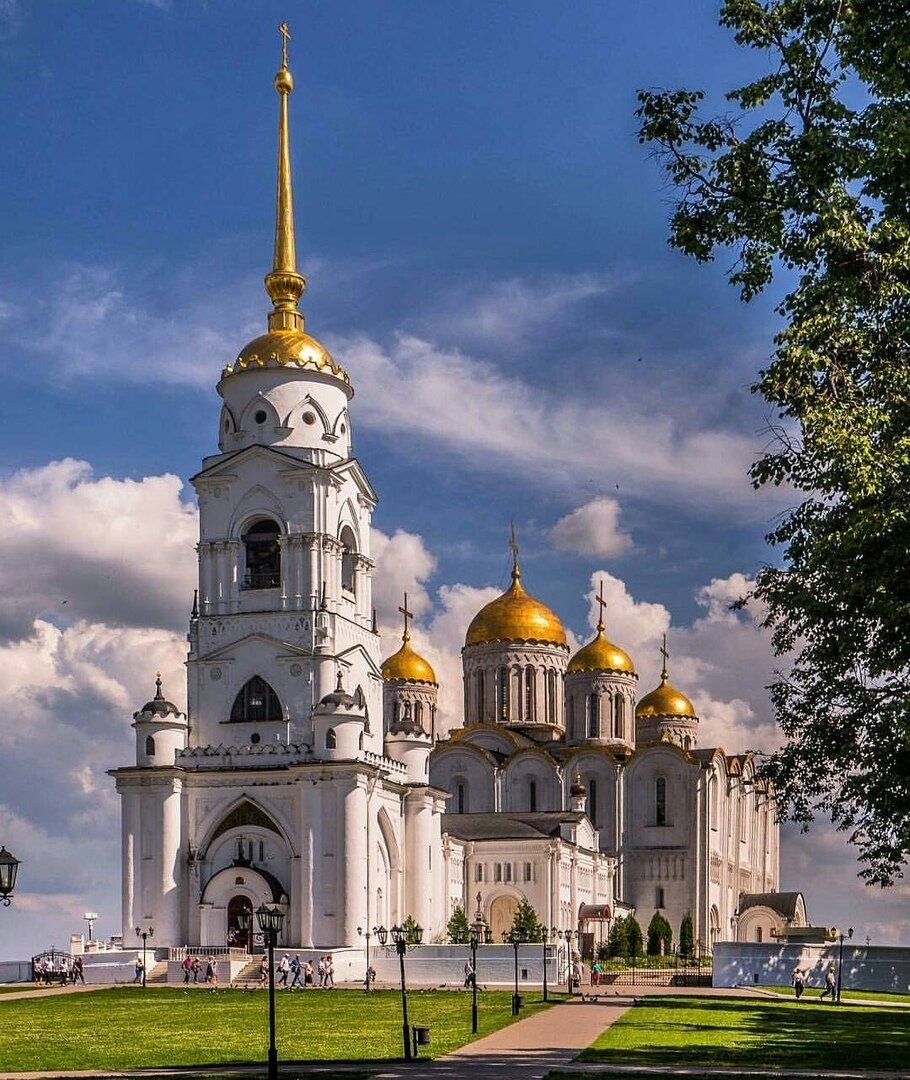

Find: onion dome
[382,592,437,683]
[133,674,181,719]
[318,672,359,711]
[569,772,586,799]
[636,638,696,719]
[223,330,350,384]
[466,564,566,647]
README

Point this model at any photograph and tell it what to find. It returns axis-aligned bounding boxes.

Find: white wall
[713,941,910,994]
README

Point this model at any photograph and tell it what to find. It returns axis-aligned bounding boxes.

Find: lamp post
[468,894,492,1035]
[255,904,286,1080]
[541,926,557,1002]
[357,925,380,992]
[0,847,20,907]
[505,929,525,1016]
[563,929,575,994]
[836,926,854,1004]
[134,925,154,988]
[376,921,423,1061]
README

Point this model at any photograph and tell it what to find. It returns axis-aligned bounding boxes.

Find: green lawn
[575,995,910,1071]
[758,983,910,1004]
[0,987,550,1071]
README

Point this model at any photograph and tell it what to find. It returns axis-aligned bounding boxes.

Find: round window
[254,410,268,424]
[303,411,316,425]
[250,732,261,745]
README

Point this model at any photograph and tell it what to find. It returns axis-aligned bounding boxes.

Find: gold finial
[398,592,414,643]
[595,580,607,635]
[264,21,307,332]
[508,521,521,582]
[154,672,164,700]
[659,633,670,683]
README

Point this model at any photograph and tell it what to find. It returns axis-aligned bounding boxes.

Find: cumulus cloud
[551,497,633,558]
[0,459,197,640]
[371,527,438,623]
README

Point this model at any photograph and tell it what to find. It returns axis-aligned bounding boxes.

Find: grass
[757,983,910,1004]
[0,985,44,994]
[575,995,910,1071]
[0,986,552,1071]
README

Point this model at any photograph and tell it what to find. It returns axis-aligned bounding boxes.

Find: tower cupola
[635,634,698,750]
[133,674,187,766]
[312,672,368,761]
[381,593,438,742]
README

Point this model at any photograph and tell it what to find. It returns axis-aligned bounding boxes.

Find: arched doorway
[227,895,253,951]
[488,894,519,942]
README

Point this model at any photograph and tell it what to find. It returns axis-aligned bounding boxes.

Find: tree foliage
[679,912,695,958]
[446,906,470,945]
[606,915,629,958]
[637,0,910,885]
[509,898,544,942]
[626,916,644,957]
[647,912,674,956]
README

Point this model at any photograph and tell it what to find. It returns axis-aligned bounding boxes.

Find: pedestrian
[259,956,269,988]
[464,957,475,988]
[304,960,314,987]
[792,967,806,1000]
[277,953,290,987]
[134,957,144,984]
[182,955,193,984]
[317,955,327,987]
[820,967,836,1002]
[72,956,85,985]
[290,954,303,989]
[192,956,201,983]
[591,959,601,987]
[325,954,334,988]
[205,956,217,986]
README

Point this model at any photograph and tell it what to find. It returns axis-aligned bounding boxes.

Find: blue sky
[0,1,904,956]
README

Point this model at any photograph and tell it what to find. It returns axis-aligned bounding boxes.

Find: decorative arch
[209,799,284,845]
[340,524,358,594]
[487,892,521,941]
[196,793,295,862]
[377,807,401,925]
[230,676,283,723]
[240,517,282,590]
[230,486,285,538]
[240,396,281,432]
[284,393,330,433]
[330,407,350,439]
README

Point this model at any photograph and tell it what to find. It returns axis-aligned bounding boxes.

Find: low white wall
[714,941,910,994]
[369,944,561,988]
[0,961,33,983]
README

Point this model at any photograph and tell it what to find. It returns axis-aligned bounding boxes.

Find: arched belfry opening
[242,518,281,589]
[230,676,283,723]
[209,799,284,843]
[340,525,357,594]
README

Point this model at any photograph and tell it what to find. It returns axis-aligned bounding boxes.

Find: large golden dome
[222,330,350,384]
[568,629,635,675]
[636,674,697,719]
[382,639,437,684]
[465,568,566,648]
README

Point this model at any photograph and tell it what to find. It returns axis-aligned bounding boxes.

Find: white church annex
[112,34,800,958]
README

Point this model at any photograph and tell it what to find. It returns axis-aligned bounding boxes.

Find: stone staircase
[144,961,170,985]
[230,957,263,989]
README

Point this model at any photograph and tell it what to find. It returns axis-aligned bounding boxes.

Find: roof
[739,892,804,920]
[442,811,585,842]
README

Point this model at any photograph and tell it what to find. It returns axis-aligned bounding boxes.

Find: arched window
[529,779,537,812]
[456,783,467,814]
[392,700,400,726]
[358,731,364,751]
[525,666,535,722]
[498,667,509,721]
[242,519,281,589]
[655,885,665,908]
[587,693,599,738]
[325,728,337,750]
[230,676,283,723]
[414,702,424,727]
[340,526,357,594]
[547,669,557,724]
[145,735,155,757]
[476,671,485,721]
[588,779,597,825]
[655,776,667,826]
[614,693,624,739]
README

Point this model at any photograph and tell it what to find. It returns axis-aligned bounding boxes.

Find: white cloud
[0,459,197,640]
[552,498,633,558]
[371,527,438,624]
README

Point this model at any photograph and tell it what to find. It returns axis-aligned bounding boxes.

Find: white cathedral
[111,39,801,961]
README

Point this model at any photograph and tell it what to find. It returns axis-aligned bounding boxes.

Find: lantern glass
[376,925,388,946]
[256,904,285,936]
[390,924,404,945]
[469,928,479,949]
[236,911,251,932]
[0,847,18,897]
[410,924,424,946]
[484,927,493,945]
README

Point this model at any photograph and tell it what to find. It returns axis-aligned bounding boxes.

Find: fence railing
[595,951,712,987]
[166,946,251,961]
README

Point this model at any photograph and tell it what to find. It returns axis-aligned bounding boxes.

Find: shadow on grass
[576,996,910,1071]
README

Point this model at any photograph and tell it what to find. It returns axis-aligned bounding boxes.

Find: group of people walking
[792,965,838,1001]
[181,955,220,985]
[266,953,335,989]
[33,955,85,985]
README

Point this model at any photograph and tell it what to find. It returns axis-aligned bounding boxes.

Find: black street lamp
[256,903,286,1080]
[134,925,154,988]
[541,925,557,1002]
[836,926,854,1004]
[376,922,423,1061]
[357,925,380,992]
[562,929,576,994]
[505,929,525,1015]
[468,893,492,1034]
[0,846,20,907]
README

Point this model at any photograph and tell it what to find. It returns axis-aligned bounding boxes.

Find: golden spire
[264,22,307,333]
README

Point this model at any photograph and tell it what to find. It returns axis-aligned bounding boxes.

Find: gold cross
[278,22,291,68]
[595,581,607,633]
[660,633,670,678]
[508,520,520,569]
[398,592,414,641]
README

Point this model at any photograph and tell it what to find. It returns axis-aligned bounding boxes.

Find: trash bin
[412,1025,431,1057]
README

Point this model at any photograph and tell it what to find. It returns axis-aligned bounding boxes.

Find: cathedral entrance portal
[488,894,519,942]
[227,895,253,951]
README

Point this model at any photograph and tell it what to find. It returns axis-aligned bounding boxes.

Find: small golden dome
[222,330,351,384]
[465,568,566,648]
[568,629,635,675]
[381,640,437,684]
[636,674,697,719]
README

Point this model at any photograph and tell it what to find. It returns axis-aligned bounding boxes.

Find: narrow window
[529,779,537,812]
[325,728,336,750]
[504,863,512,882]
[242,519,281,589]
[525,666,535,722]
[587,692,599,738]
[457,783,466,814]
[547,669,557,724]
[524,862,532,882]
[614,693,624,739]
[494,863,502,883]
[414,702,423,727]
[498,667,509,721]
[655,777,667,826]
[259,841,265,861]
[756,927,763,943]
[340,526,357,593]
[393,700,400,726]
[145,735,155,757]
[475,864,483,883]
[588,779,597,826]
[358,731,364,750]
[230,676,282,723]
[477,671,485,721]
[655,886,665,908]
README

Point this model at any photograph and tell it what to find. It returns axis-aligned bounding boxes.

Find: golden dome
[568,629,635,675]
[222,330,351,384]
[382,639,437,684]
[636,674,697,719]
[465,568,567,648]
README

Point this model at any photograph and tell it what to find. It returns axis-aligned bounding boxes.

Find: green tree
[679,912,695,959]
[637,0,910,885]
[606,916,629,958]
[626,916,644,958]
[446,906,470,945]
[400,914,421,944]
[646,912,673,956]
[509,898,544,942]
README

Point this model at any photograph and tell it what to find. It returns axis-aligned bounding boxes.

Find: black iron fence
[594,951,712,987]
